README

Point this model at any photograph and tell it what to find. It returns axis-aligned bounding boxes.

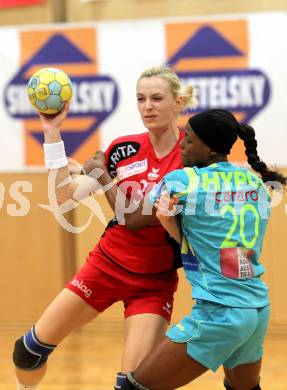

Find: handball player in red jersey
[12,66,196,390]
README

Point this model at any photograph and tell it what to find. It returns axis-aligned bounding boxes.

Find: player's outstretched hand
[82,151,107,177]
[38,102,70,133]
[155,191,179,218]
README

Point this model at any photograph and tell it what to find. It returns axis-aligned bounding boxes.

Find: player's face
[136,77,181,131]
[181,122,212,167]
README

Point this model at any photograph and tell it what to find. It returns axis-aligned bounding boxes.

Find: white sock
[16,378,39,390]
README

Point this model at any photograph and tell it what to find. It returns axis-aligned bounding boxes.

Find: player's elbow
[124,213,156,230]
[125,221,144,230]
[122,214,143,230]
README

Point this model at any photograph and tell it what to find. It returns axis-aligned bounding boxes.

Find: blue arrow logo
[4,33,119,156]
[167,25,271,122]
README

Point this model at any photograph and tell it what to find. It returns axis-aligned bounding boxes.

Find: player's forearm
[43,126,62,143]
[42,127,75,204]
[98,170,118,212]
[156,213,181,243]
[92,171,155,227]
[100,179,158,228]
[123,196,157,229]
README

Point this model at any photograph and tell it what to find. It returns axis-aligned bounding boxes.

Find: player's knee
[121,373,150,390]
[13,326,56,371]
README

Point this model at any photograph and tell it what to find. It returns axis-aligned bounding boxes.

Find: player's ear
[209,150,217,158]
[174,95,183,112]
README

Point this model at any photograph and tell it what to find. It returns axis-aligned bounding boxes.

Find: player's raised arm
[39,104,76,205]
[39,104,103,205]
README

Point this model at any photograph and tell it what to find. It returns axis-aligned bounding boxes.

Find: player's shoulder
[109,131,149,146]
[165,167,198,183]
[105,132,148,177]
[106,131,148,159]
[164,167,200,197]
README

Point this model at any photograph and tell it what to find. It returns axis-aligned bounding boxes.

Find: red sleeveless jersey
[96,131,184,274]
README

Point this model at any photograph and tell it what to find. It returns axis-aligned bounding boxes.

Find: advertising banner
[0,0,44,7]
[0,12,286,170]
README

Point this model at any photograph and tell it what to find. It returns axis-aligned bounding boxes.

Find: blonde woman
[12,66,196,390]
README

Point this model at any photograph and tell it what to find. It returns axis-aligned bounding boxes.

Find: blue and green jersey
[150,162,271,308]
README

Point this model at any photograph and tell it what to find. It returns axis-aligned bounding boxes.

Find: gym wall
[0,0,286,334]
[0,0,286,25]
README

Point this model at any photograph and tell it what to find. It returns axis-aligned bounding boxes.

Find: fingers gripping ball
[27,67,73,115]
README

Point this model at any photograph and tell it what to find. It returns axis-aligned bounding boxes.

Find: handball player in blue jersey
[122,109,286,390]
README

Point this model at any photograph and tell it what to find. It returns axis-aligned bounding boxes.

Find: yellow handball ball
[27,67,73,115]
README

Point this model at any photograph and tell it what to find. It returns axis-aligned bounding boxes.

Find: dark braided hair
[237,123,286,186]
[188,108,286,188]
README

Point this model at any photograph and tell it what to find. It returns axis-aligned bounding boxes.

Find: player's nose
[144,99,153,110]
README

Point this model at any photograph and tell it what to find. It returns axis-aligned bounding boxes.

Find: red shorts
[66,245,178,321]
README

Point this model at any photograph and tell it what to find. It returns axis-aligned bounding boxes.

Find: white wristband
[43,141,68,169]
